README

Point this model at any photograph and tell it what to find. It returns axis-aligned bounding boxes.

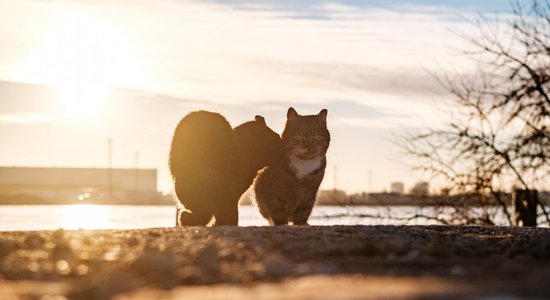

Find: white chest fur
[289,155,323,179]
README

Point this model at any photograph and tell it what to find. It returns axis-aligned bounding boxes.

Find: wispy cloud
[0,112,54,124]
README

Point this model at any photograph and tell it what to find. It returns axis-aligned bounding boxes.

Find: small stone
[126,236,140,247]
[76,264,89,276]
[385,236,411,256]
[263,253,293,278]
[103,245,122,261]
[147,231,161,237]
[360,238,387,256]
[56,260,71,275]
[52,243,73,260]
[193,245,221,280]
[180,265,202,281]
[77,251,89,261]
[52,229,66,243]
[24,234,45,249]
[129,251,178,288]
[28,261,40,272]
[451,265,465,276]
[529,233,550,258]
[218,248,236,260]
[42,262,54,274]
[0,239,16,257]
[39,295,68,300]
[423,239,451,257]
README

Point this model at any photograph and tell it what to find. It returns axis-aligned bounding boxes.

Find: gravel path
[1,225,549,299]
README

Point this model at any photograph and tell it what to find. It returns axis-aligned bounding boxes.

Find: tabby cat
[169,111,281,226]
[253,107,330,225]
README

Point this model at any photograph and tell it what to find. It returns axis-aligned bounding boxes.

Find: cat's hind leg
[213,201,239,226]
[178,206,213,226]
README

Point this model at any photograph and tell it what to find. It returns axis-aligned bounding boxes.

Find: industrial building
[0,166,160,204]
[390,182,405,194]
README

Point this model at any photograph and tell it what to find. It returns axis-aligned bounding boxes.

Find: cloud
[0,112,54,124]
[0,0,492,111]
[253,61,447,97]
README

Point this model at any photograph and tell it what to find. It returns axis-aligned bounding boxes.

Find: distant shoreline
[1,190,548,206]
[1,202,549,207]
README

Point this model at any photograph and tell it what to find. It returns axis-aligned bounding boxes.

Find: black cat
[169,111,281,226]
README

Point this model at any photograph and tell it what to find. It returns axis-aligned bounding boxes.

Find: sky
[0,0,516,194]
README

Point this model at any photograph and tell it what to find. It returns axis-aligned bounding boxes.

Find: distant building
[409,181,429,197]
[0,166,160,204]
[390,182,405,194]
[316,189,348,205]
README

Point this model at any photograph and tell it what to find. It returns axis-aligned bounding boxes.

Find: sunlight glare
[61,204,112,229]
[22,13,143,119]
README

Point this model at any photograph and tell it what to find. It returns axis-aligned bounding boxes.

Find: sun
[46,16,120,119]
[20,12,142,119]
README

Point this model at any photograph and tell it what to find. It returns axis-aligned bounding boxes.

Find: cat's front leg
[213,200,239,226]
[269,212,290,225]
[292,204,313,225]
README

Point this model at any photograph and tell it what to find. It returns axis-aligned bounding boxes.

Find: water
[0,205,428,231]
[1,204,547,231]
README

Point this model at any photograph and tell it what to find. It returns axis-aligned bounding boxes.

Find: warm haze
[0,0,513,194]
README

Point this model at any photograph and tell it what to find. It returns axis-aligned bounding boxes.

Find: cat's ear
[287,107,299,122]
[255,115,266,125]
[318,109,328,123]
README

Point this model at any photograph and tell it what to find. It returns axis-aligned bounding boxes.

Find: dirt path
[1,225,549,299]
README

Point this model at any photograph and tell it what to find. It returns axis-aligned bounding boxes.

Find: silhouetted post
[108,138,113,202]
[333,165,337,191]
[513,189,538,227]
[368,169,372,193]
[134,151,140,192]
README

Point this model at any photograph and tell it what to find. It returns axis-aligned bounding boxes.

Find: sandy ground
[0,225,549,299]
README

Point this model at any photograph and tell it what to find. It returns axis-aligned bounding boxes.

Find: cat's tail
[238,184,257,206]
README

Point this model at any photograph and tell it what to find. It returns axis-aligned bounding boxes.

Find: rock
[23,234,44,249]
[360,237,388,256]
[423,239,451,258]
[192,245,221,281]
[147,231,161,237]
[385,235,412,256]
[52,229,66,243]
[529,233,550,258]
[52,243,74,260]
[296,262,341,276]
[263,253,294,278]
[128,251,179,288]
[0,239,16,257]
[55,259,72,275]
[70,269,138,300]
[126,236,140,247]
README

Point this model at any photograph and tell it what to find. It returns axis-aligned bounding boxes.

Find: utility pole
[368,169,372,194]
[108,138,112,202]
[333,165,338,191]
[134,151,140,192]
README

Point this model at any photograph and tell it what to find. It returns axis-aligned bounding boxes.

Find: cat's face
[282,107,330,160]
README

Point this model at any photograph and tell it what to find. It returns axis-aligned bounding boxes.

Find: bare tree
[401,1,550,226]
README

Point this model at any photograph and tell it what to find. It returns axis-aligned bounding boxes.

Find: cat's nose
[306,145,317,152]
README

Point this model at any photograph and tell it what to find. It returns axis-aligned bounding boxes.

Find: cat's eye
[294,134,304,140]
[312,134,321,140]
